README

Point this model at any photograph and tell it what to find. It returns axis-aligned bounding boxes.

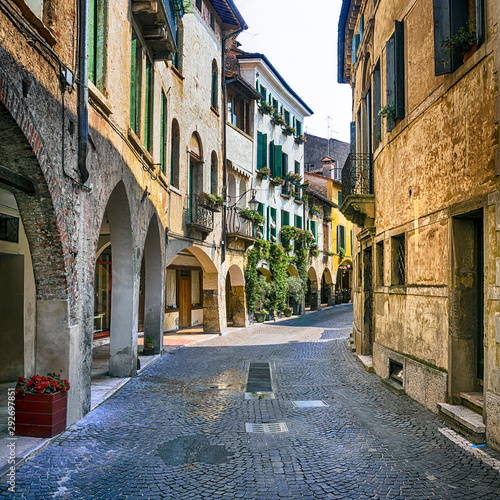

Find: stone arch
[142,214,164,354]
[190,131,203,160]
[307,266,320,311]
[238,178,247,208]
[225,264,247,327]
[288,263,299,277]
[165,245,224,334]
[228,172,237,200]
[321,268,334,306]
[99,181,135,377]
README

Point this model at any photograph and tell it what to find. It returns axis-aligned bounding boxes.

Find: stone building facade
[0,0,246,424]
[338,0,500,448]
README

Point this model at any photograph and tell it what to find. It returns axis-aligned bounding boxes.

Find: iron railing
[341,153,374,198]
[189,194,214,231]
[226,206,256,239]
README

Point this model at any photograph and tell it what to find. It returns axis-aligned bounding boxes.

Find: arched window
[170,119,180,188]
[211,60,218,110]
[210,151,218,194]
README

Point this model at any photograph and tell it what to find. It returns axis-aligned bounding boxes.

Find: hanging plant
[272,111,286,126]
[309,206,321,216]
[286,172,303,184]
[295,134,307,144]
[283,125,296,136]
[339,247,346,259]
[270,176,285,187]
[199,191,224,208]
[257,166,270,178]
[309,243,320,258]
[259,100,274,115]
[441,22,476,57]
[239,208,265,227]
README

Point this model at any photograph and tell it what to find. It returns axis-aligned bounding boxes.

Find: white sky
[233,0,352,143]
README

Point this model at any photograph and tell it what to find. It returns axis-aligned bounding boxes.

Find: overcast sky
[233,0,352,144]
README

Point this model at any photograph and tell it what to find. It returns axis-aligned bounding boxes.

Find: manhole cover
[291,400,328,408]
[189,384,231,391]
[245,422,288,433]
[245,392,276,400]
[158,435,233,465]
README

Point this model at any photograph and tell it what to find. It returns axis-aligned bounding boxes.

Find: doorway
[363,247,373,355]
[450,210,484,399]
[179,270,192,329]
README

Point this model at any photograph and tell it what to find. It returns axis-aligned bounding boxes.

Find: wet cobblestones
[2,305,500,499]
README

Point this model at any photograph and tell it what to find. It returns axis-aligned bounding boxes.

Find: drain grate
[245,422,288,434]
[291,400,329,408]
[245,392,276,400]
[246,362,272,392]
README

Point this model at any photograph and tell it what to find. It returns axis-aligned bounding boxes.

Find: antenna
[326,116,333,157]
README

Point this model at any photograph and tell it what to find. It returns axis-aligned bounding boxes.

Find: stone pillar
[203,289,224,334]
[231,285,248,327]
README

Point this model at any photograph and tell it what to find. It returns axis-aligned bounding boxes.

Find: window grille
[393,235,405,285]
[0,214,19,243]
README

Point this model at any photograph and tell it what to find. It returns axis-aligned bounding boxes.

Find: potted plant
[441,21,476,61]
[310,243,320,258]
[379,104,396,122]
[324,215,333,222]
[286,172,303,184]
[270,176,285,187]
[257,166,270,179]
[283,125,296,136]
[15,372,70,438]
[198,192,224,211]
[309,206,321,216]
[287,276,304,316]
[295,134,307,144]
[271,111,286,126]
[255,309,268,323]
[339,247,346,259]
[253,276,272,323]
[145,335,154,349]
[259,100,274,115]
[284,306,293,317]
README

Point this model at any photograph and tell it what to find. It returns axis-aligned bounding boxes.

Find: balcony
[340,153,375,227]
[186,194,214,239]
[226,206,257,249]
[131,0,182,60]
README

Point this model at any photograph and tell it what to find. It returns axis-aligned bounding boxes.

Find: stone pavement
[2,304,500,499]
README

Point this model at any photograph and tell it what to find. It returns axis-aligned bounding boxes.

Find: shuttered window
[258,203,266,239]
[294,161,300,174]
[282,153,288,179]
[144,57,153,152]
[89,0,106,91]
[433,0,482,75]
[257,132,268,170]
[294,215,303,229]
[160,92,167,174]
[281,210,290,227]
[385,21,404,132]
[269,140,274,174]
[373,62,381,147]
[352,33,360,65]
[270,208,277,240]
[130,33,142,135]
[337,225,346,252]
[211,60,218,109]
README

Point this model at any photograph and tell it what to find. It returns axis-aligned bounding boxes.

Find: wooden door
[179,274,191,329]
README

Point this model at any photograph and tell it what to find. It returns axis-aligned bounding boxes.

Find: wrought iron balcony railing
[188,194,214,232]
[226,206,257,239]
[341,153,374,198]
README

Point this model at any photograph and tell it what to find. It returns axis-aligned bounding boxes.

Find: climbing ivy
[269,243,290,313]
[245,239,271,313]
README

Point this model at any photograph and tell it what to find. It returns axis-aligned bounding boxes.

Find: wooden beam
[0,164,36,194]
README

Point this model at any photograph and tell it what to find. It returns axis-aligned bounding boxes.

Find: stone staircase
[437,392,485,444]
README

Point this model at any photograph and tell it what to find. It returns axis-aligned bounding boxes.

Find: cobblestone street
[3,305,500,499]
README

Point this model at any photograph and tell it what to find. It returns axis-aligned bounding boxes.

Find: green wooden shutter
[394,21,405,120]
[433,0,451,75]
[89,0,96,84]
[269,141,275,176]
[130,34,137,132]
[257,131,263,169]
[294,161,300,174]
[352,33,360,65]
[350,122,356,152]
[476,0,484,46]
[211,68,217,108]
[273,144,282,178]
[144,58,153,150]
[262,133,267,168]
[271,208,277,239]
[160,93,166,173]
[267,206,271,241]
[374,62,381,145]
[313,221,318,243]
[385,36,395,132]
[281,210,290,227]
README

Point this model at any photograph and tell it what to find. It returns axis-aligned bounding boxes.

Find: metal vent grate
[291,400,328,408]
[245,422,288,434]
[395,235,405,285]
[245,392,276,400]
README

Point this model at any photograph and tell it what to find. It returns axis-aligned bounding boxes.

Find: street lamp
[227,188,259,209]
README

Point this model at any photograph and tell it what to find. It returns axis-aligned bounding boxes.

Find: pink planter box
[15,391,67,438]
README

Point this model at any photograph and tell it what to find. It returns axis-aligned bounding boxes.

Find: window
[227,92,251,134]
[373,62,381,147]
[192,270,202,307]
[26,0,43,18]
[296,120,303,136]
[211,60,218,110]
[338,191,342,206]
[282,152,288,179]
[391,234,406,285]
[295,161,300,174]
[258,203,266,239]
[89,0,107,91]
[210,151,218,194]
[385,21,405,132]
[172,23,183,72]
[165,268,177,310]
[271,143,282,178]
[433,0,483,75]
[350,229,354,255]
[130,32,142,135]
[376,241,384,286]
[144,57,153,151]
[281,210,290,227]
[196,0,202,11]
[257,132,268,169]
[352,33,360,65]
[170,119,180,188]
[160,92,167,174]
[294,215,303,229]
[310,220,318,243]
[337,225,346,253]
[259,84,267,100]
[284,109,290,126]
[210,9,216,30]
[270,207,277,241]
[0,214,19,243]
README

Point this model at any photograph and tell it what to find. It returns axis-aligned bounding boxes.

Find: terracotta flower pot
[15,391,67,438]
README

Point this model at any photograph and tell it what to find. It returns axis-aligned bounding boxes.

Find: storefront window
[192,270,201,307]
[165,268,177,310]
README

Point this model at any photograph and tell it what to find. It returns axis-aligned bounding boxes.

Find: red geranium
[15,372,70,396]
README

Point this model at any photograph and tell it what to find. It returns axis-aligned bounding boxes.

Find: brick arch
[0,71,72,303]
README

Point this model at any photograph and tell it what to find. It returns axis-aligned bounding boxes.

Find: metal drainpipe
[77,0,90,184]
[221,27,245,263]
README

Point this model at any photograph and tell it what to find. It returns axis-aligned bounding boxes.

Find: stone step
[381,377,404,396]
[460,392,484,416]
[437,403,486,444]
[356,354,374,372]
